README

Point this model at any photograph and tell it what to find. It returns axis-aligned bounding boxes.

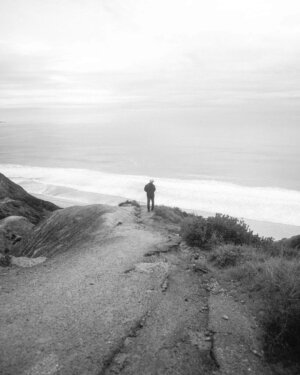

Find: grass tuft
[153,205,188,224]
[257,259,300,360]
[209,244,244,268]
[118,200,140,208]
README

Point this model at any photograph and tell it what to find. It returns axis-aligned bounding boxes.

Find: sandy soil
[0,204,275,375]
[0,205,217,375]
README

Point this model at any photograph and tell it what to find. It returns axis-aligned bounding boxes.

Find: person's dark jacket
[144,182,156,198]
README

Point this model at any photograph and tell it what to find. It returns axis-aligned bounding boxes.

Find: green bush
[181,213,269,248]
[288,235,300,250]
[263,242,300,259]
[207,214,261,245]
[279,235,300,250]
[180,216,216,248]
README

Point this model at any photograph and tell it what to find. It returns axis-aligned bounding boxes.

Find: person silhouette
[144,179,156,212]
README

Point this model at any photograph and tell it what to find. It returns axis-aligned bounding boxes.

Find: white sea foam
[1,163,300,226]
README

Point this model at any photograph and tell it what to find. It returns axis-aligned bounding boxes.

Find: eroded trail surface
[0,205,217,375]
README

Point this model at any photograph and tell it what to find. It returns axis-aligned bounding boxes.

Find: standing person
[144,179,156,212]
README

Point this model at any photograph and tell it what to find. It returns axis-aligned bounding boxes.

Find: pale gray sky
[0,0,299,118]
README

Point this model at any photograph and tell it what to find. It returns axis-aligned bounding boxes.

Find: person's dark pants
[147,195,155,211]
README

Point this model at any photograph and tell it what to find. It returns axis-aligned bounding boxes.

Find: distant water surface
[0,120,300,230]
[1,120,299,189]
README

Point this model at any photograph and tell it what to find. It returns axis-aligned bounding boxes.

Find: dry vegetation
[153,206,300,370]
[153,205,188,223]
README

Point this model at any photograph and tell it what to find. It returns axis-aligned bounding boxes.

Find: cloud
[0,0,299,112]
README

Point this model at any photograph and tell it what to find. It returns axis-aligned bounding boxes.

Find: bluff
[0,172,59,224]
[0,172,59,254]
[14,204,113,257]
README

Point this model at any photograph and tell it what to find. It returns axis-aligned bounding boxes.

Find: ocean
[0,118,300,239]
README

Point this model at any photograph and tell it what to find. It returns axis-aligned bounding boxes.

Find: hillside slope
[0,177,285,374]
[0,172,59,224]
[0,203,274,375]
[13,204,114,257]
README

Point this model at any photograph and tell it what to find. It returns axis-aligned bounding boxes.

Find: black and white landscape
[0,1,300,374]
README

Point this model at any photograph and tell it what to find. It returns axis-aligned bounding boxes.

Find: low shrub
[181,213,269,248]
[279,235,300,250]
[288,235,300,250]
[180,216,217,248]
[228,260,263,285]
[264,242,300,259]
[209,245,244,268]
[118,200,140,208]
[229,257,300,361]
[153,206,188,224]
[207,214,268,246]
[256,259,300,360]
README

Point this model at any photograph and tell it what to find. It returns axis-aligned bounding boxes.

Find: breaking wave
[1,163,300,226]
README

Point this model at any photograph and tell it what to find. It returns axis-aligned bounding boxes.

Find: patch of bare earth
[0,205,217,375]
[0,204,273,375]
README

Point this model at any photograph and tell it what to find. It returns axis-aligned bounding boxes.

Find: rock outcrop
[13,205,113,258]
[0,216,34,253]
[0,173,60,255]
[0,173,59,224]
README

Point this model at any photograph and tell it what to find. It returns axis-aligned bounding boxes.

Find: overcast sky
[0,0,299,124]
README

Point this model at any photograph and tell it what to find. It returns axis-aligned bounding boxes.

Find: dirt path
[0,205,217,375]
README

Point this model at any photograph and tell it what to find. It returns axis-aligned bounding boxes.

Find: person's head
[150,179,154,184]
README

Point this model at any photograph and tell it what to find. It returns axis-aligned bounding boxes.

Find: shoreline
[34,192,300,241]
[2,163,300,229]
